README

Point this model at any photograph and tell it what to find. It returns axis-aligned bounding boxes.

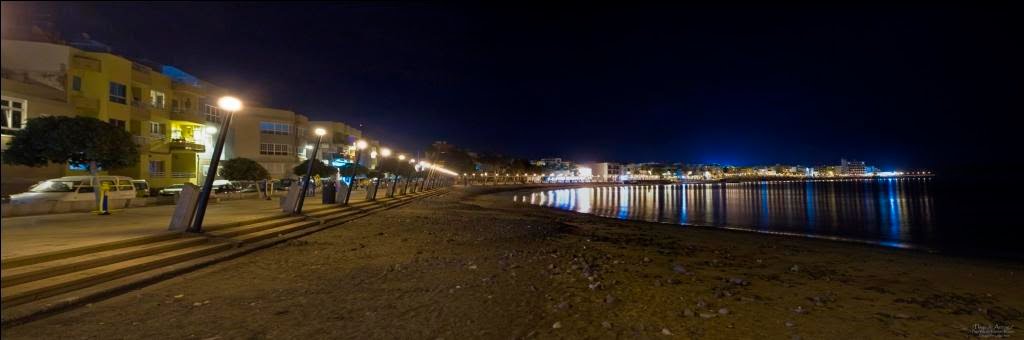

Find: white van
[9,176,137,204]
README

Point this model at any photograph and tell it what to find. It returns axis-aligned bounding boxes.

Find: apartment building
[2,37,370,195]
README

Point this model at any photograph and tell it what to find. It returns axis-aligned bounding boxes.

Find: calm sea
[513,178,1019,257]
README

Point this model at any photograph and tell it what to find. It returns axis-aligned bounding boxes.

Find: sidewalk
[1,190,371,260]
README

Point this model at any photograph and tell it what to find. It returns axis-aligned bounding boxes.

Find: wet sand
[4,186,1021,339]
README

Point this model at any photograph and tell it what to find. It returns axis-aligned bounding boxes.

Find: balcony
[170,108,204,124]
[130,100,150,120]
[168,138,206,153]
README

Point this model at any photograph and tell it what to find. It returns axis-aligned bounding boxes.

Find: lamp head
[314,128,326,136]
[217,96,242,112]
[355,140,368,150]
[380,148,392,157]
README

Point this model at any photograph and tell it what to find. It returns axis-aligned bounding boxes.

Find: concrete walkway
[1,190,373,259]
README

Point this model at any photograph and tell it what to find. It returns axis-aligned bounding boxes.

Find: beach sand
[4,186,1021,339]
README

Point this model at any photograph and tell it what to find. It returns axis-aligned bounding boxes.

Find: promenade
[0,191,369,259]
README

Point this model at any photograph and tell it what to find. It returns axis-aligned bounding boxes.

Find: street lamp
[343,140,368,205]
[391,154,406,196]
[295,128,326,214]
[190,96,242,233]
[372,147,391,200]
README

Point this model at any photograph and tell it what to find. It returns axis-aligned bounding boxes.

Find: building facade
[2,38,368,195]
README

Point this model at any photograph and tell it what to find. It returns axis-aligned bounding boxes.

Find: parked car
[158,183,192,196]
[9,176,137,204]
[131,180,151,197]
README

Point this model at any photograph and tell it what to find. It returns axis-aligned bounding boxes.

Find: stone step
[205,216,310,238]
[1,235,209,288]
[232,220,323,245]
[1,242,233,308]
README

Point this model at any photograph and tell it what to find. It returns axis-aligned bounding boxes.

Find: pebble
[793,306,806,314]
[604,294,617,304]
[718,308,730,315]
[672,264,688,274]
[894,313,911,319]
[728,278,749,286]
[602,321,612,329]
[790,265,800,272]
[552,321,562,329]
[785,321,795,328]
[661,328,673,335]
[174,294,184,299]
[468,265,478,270]
[683,309,694,317]
[699,312,717,319]
[643,257,652,263]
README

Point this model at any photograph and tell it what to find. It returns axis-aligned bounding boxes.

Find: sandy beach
[4,186,1021,339]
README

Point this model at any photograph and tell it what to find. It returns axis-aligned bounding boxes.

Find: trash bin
[322,181,337,204]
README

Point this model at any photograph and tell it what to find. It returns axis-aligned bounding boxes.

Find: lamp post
[295,128,327,214]
[189,96,241,233]
[372,148,391,200]
[404,158,415,194]
[390,154,405,197]
[343,140,367,205]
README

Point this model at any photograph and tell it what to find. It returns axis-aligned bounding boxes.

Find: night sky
[6,3,1021,171]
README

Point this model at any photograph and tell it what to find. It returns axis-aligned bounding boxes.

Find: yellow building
[1,39,210,194]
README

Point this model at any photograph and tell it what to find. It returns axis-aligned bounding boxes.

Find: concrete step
[205,216,309,239]
[232,220,322,244]
[1,242,233,308]
[0,235,209,288]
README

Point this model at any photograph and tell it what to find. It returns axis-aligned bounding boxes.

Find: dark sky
[7,3,1022,170]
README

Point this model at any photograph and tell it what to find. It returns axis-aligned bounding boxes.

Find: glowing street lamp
[190,96,242,233]
[372,147,391,200]
[295,127,327,213]
[390,154,406,197]
[343,140,368,205]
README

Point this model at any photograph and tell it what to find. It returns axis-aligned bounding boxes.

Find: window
[149,121,164,135]
[2,96,27,130]
[150,90,165,108]
[72,76,82,91]
[204,104,222,123]
[171,99,179,111]
[149,160,165,176]
[109,82,127,104]
[259,121,291,135]
[109,119,126,130]
[259,143,290,156]
[131,86,142,105]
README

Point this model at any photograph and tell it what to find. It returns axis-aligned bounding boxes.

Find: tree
[220,158,270,198]
[292,159,338,178]
[3,116,139,205]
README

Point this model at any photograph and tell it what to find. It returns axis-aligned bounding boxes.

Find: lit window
[2,97,28,130]
[109,82,127,104]
[259,143,291,155]
[204,104,222,123]
[150,90,165,108]
[149,121,164,135]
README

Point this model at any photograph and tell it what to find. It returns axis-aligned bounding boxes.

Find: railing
[168,139,206,152]
[171,172,194,178]
[150,171,166,177]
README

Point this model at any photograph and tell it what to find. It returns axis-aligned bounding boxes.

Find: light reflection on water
[516,179,936,249]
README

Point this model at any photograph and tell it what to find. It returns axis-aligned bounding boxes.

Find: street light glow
[314,128,326,136]
[217,96,243,112]
[381,148,392,157]
[205,126,218,134]
[398,154,406,160]
[305,144,313,150]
